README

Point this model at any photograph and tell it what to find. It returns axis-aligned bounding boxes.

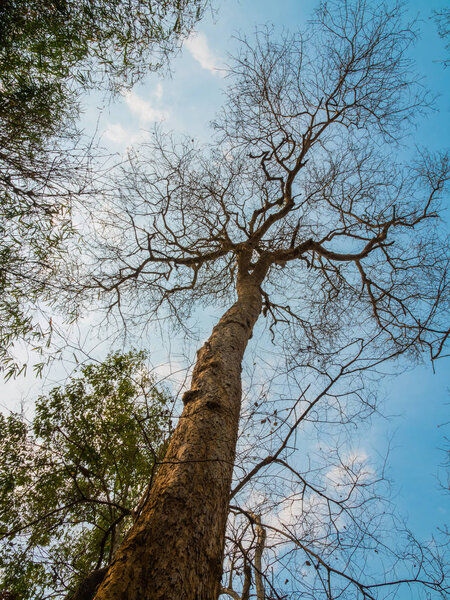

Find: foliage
[0,0,209,377]
[0,0,208,139]
[0,351,171,599]
[0,148,81,380]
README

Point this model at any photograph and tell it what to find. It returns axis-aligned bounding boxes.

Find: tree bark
[252,514,266,600]
[93,273,263,600]
[68,568,108,600]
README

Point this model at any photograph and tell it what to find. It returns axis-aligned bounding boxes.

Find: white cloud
[185,32,223,75]
[154,82,164,101]
[103,123,150,149]
[326,450,373,488]
[103,123,129,145]
[123,89,168,123]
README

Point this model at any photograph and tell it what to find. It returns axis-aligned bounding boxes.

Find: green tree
[0,351,171,599]
[1,0,209,141]
[0,0,209,377]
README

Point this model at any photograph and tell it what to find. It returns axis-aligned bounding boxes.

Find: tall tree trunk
[252,514,266,600]
[93,273,262,600]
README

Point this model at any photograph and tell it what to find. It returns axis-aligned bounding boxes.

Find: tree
[219,361,448,600]
[0,0,209,377]
[60,1,449,598]
[0,351,171,599]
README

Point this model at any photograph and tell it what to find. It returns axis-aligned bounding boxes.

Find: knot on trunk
[182,389,200,405]
[205,400,222,412]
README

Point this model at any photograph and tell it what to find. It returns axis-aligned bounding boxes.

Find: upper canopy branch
[256,221,391,271]
[72,0,448,364]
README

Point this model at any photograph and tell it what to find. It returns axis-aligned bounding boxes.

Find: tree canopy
[0,351,171,599]
[83,3,449,364]
[0,0,209,378]
[1,0,209,139]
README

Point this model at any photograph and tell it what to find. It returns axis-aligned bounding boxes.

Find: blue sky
[2,1,449,597]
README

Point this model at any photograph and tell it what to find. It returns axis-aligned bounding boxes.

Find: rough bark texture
[68,568,108,600]
[93,274,262,600]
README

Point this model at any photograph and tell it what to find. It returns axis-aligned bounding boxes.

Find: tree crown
[0,351,171,599]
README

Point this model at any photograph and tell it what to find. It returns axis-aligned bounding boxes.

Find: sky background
[1,1,449,597]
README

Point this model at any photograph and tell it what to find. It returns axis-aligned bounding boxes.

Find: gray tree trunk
[93,274,262,600]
